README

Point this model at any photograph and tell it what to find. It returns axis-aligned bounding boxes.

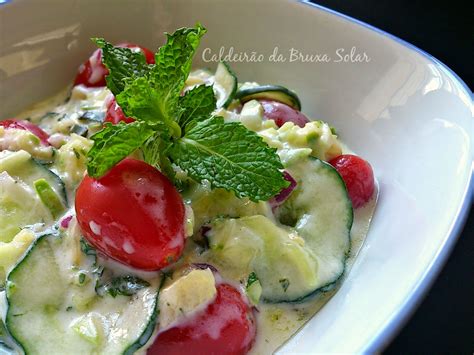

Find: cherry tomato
[0,119,50,145]
[104,97,135,124]
[148,283,256,355]
[259,100,309,128]
[75,158,185,270]
[74,43,155,87]
[329,154,375,208]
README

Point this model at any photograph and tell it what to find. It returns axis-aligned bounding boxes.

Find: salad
[0,25,376,354]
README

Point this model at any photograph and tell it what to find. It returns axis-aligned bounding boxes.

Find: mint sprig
[86,24,289,201]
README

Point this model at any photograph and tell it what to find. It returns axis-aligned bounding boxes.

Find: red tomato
[74,43,155,87]
[75,158,185,270]
[259,100,309,128]
[148,283,256,355]
[104,97,135,124]
[0,119,50,145]
[329,154,375,208]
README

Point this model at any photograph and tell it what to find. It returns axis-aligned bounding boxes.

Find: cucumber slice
[0,150,67,207]
[235,84,302,111]
[0,342,14,355]
[207,157,352,302]
[208,215,319,302]
[213,62,237,108]
[5,234,160,354]
[0,171,50,242]
[0,316,16,355]
[276,158,353,296]
[184,184,270,235]
[0,151,67,242]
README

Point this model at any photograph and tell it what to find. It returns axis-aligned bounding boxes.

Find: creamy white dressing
[0,73,377,354]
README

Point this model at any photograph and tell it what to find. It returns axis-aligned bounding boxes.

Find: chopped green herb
[97,275,150,298]
[247,272,259,287]
[279,278,290,292]
[79,110,105,123]
[71,124,88,137]
[78,273,86,285]
[80,238,96,257]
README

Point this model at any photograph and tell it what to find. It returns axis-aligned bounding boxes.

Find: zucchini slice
[213,62,237,108]
[5,234,161,355]
[235,84,302,111]
[206,157,353,302]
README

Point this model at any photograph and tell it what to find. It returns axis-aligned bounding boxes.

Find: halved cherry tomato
[104,97,134,124]
[75,158,185,270]
[259,100,309,128]
[0,119,50,145]
[148,283,256,355]
[74,43,155,87]
[329,154,375,208]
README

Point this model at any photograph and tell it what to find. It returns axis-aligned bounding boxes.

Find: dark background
[309,1,473,353]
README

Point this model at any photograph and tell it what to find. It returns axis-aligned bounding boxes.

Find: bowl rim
[299,0,473,352]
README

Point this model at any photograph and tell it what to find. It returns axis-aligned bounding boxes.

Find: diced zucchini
[246,272,262,305]
[240,100,264,131]
[235,84,302,111]
[207,157,353,302]
[33,179,65,219]
[5,234,161,354]
[213,62,237,108]
[159,269,217,329]
[55,134,93,188]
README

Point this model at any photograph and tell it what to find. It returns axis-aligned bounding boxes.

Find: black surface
[309,1,474,353]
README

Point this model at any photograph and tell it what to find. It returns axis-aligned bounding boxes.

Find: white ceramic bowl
[0,0,472,353]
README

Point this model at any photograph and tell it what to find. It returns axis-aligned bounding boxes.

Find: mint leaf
[141,133,164,168]
[87,121,155,178]
[116,76,176,125]
[115,25,206,137]
[169,116,288,201]
[179,84,216,128]
[141,132,177,180]
[92,38,149,95]
[154,25,206,101]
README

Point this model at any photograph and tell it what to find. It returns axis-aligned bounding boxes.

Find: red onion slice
[60,215,73,229]
[270,171,297,208]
